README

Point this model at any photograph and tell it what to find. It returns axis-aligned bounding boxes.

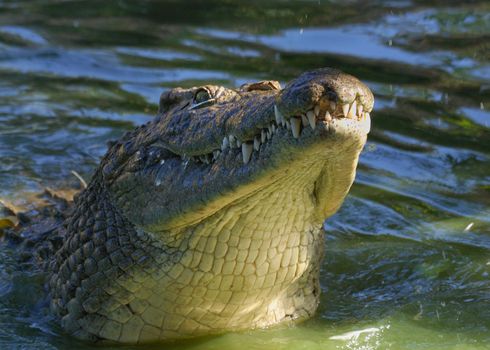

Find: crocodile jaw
[108,68,373,233]
[153,117,368,233]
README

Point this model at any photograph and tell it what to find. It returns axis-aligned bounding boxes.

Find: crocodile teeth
[314,105,320,116]
[216,98,366,162]
[291,117,301,138]
[221,137,229,151]
[274,105,284,125]
[357,104,363,116]
[242,142,253,164]
[301,115,309,127]
[213,150,221,160]
[348,100,356,119]
[229,135,236,148]
[306,110,316,129]
[254,137,260,151]
[342,103,350,117]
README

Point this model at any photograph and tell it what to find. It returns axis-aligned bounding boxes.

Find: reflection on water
[0,1,489,349]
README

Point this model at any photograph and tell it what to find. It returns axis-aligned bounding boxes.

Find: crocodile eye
[190,88,216,110]
[194,89,212,104]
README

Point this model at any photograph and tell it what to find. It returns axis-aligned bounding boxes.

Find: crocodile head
[103,68,373,235]
[50,68,373,343]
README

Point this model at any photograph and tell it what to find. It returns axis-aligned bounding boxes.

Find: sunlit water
[0,1,489,349]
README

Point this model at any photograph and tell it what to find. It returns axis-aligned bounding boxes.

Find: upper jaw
[118,68,374,170]
[163,95,371,168]
[174,70,373,166]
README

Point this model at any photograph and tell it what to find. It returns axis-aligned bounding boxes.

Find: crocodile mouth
[106,68,374,232]
[189,97,371,165]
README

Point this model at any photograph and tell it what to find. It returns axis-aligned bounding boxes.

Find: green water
[0,1,489,349]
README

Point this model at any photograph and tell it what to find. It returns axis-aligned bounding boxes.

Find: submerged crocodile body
[35,68,373,343]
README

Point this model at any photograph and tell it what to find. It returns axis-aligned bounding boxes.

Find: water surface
[0,1,489,349]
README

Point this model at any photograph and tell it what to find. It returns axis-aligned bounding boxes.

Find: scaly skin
[47,68,374,343]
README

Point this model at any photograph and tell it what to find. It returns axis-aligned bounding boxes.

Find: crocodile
[10,68,374,344]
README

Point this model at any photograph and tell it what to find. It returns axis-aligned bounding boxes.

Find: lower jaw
[147,118,369,233]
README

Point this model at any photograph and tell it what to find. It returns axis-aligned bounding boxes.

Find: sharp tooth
[213,150,221,160]
[221,137,229,151]
[285,120,291,130]
[274,105,284,125]
[236,139,242,147]
[330,101,336,111]
[342,103,350,117]
[348,100,356,119]
[254,137,260,151]
[290,117,301,138]
[266,130,271,140]
[357,104,363,116]
[229,135,236,148]
[314,105,320,116]
[301,115,308,127]
[261,130,266,143]
[242,143,253,164]
[272,124,276,133]
[325,111,332,122]
[306,110,316,129]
